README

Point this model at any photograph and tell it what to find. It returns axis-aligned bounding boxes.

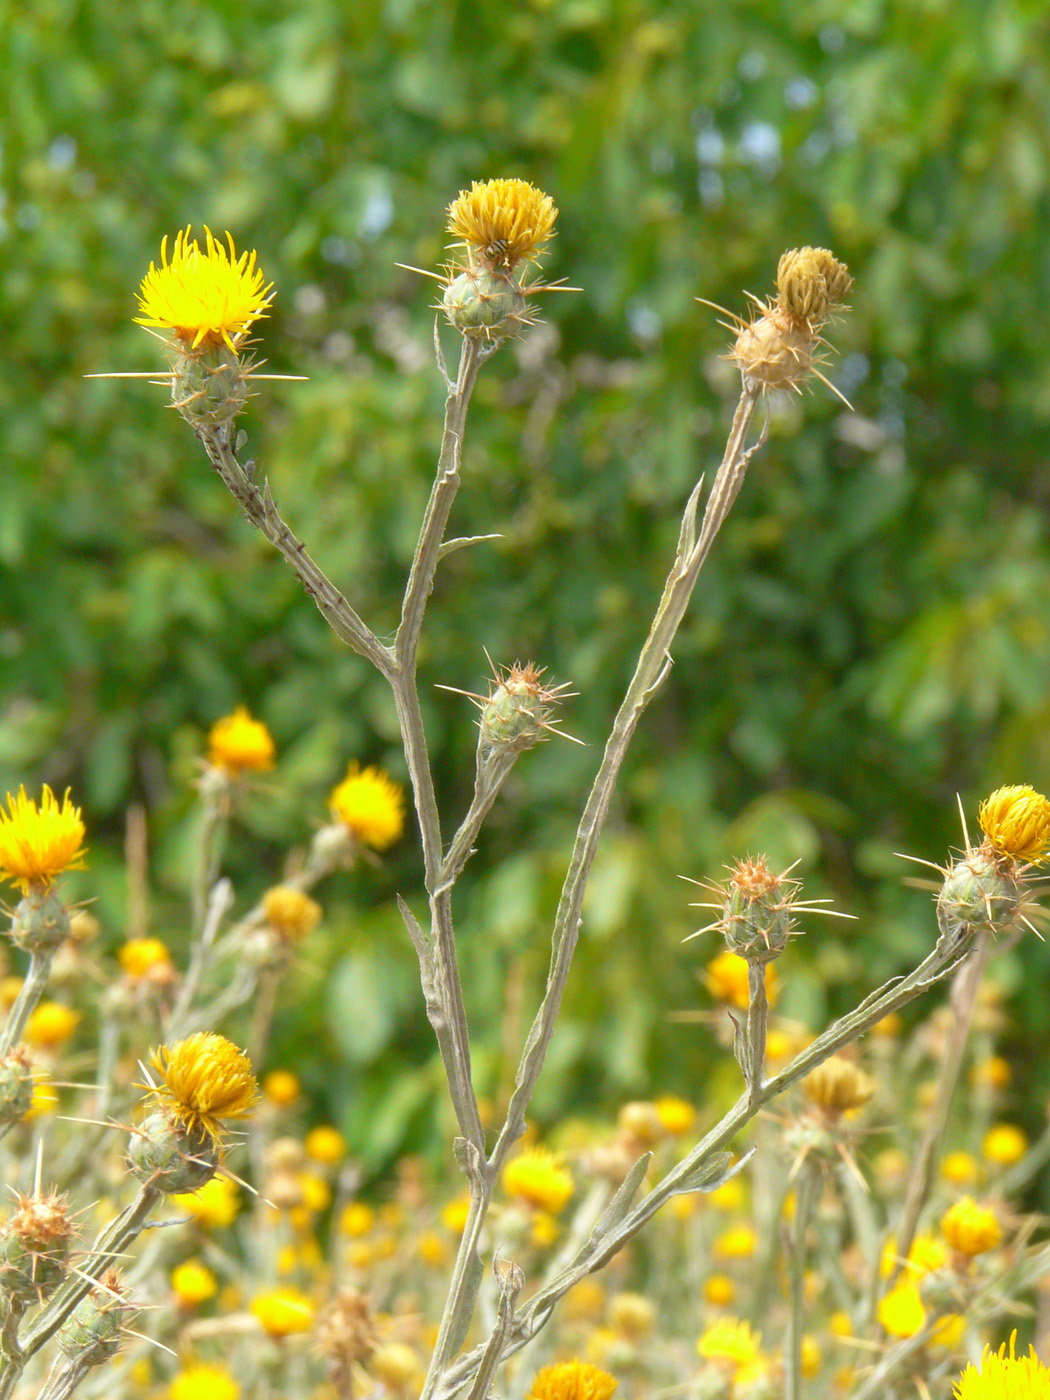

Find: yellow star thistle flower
[119,937,173,979]
[447,178,557,270]
[954,1332,1050,1399]
[135,226,274,352]
[501,1146,574,1215]
[704,950,778,1011]
[329,763,405,851]
[250,1286,316,1337]
[0,786,86,894]
[526,1361,618,1400]
[878,1282,926,1338]
[172,1175,240,1229]
[170,1363,241,1400]
[978,784,1050,862]
[697,1317,767,1383]
[982,1122,1028,1166]
[145,1032,259,1144]
[941,1197,1002,1258]
[207,706,276,776]
[262,885,322,943]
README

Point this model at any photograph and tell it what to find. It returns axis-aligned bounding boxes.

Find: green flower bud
[937,851,1022,939]
[442,268,527,339]
[127,1111,220,1194]
[722,857,796,962]
[172,345,249,429]
[57,1272,133,1365]
[0,1191,73,1303]
[0,1050,35,1128]
[10,888,71,955]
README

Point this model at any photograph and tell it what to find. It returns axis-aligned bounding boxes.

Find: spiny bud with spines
[0,1049,35,1128]
[171,345,251,430]
[0,1189,75,1302]
[722,857,798,963]
[127,1110,221,1194]
[446,661,575,763]
[10,888,71,955]
[57,1271,135,1366]
[711,246,852,398]
[442,267,530,341]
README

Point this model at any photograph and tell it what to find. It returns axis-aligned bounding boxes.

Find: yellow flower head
[983,1123,1028,1167]
[878,1283,926,1339]
[447,178,557,271]
[329,763,405,851]
[802,1056,876,1116]
[704,950,778,1011]
[24,1001,81,1050]
[941,1197,1002,1258]
[262,886,322,943]
[501,1146,574,1215]
[697,1317,765,1380]
[171,1258,219,1306]
[305,1125,346,1165]
[712,1224,757,1260]
[136,226,274,352]
[170,1363,240,1400]
[978,784,1050,863]
[0,786,86,894]
[173,1174,240,1228]
[206,706,275,776]
[119,937,173,979]
[954,1333,1050,1399]
[941,1150,979,1187]
[654,1095,696,1136]
[704,1274,737,1306]
[262,1069,301,1107]
[145,1033,259,1143]
[250,1285,315,1337]
[527,1361,618,1400]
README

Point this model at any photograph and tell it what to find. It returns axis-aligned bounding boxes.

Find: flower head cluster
[697,1317,768,1385]
[502,1146,575,1215]
[0,786,86,895]
[447,178,557,272]
[330,763,405,851]
[953,1333,1050,1398]
[145,1033,259,1144]
[978,784,1050,864]
[527,1361,618,1400]
[135,226,274,352]
[207,706,276,776]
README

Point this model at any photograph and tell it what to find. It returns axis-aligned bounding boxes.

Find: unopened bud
[57,1272,134,1365]
[730,305,815,392]
[0,1050,35,1128]
[722,856,797,962]
[127,1111,220,1194]
[478,661,566,758]
[937,850,1022,939]
[0,1191,74,1302]
[442,268,528,340]
[10,889,70,955]
[171,345,249,429]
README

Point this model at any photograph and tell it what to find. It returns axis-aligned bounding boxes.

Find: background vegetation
[5,0,1050,1179]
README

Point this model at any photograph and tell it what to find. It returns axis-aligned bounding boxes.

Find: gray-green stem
[785,1160,821,1400]
[0,950,54,1057]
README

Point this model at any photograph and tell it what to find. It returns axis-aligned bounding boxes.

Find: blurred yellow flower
[978,784,1050,862]
[136,226,274,352]
[171,1259,218,1306]
[174,1175,240,1228]
[704,950,777,1011]
[502,1147,574,1215]
[25,1079,58,1120]
[169,1363,240,1400]
[146,1033,259,1144]
[0,786,86,894]
[340,1201,375,1237]
[697,1317,766,1383]
[24,1002,80,1050]
[262,1069,301,1107]
[207,706,275,776]
[305,1125,346,1164]
[982,1123,1028,1167]
[441,1196,471,1233]
[953,1331,1050,1398]
[251,1286,315,1337]
[878,1283,925,1338]
[703,1274,737,1306]
[119,937,173,978]
[941,1150,979,1187]
[941,1198,1002,1258]
[329,763,405,851]
[262,886,321,943]
[654,1095,696,1135]
[712,1225,757,1260]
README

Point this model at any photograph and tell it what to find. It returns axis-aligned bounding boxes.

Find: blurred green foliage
[5,0,1050,1171]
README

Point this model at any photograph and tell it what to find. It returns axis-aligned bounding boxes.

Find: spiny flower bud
[171,344,250,429]
[722,857,798,963]
[127,1110,221,1194]
[802,1056,875,1119]
[0,1190,74,1302]
[937,849,1022,940]
[10,888,72,956]
[476,662,572,759]
[442,267,529,340]
[0,1049,35,1128]
[57,1271,135,1365]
